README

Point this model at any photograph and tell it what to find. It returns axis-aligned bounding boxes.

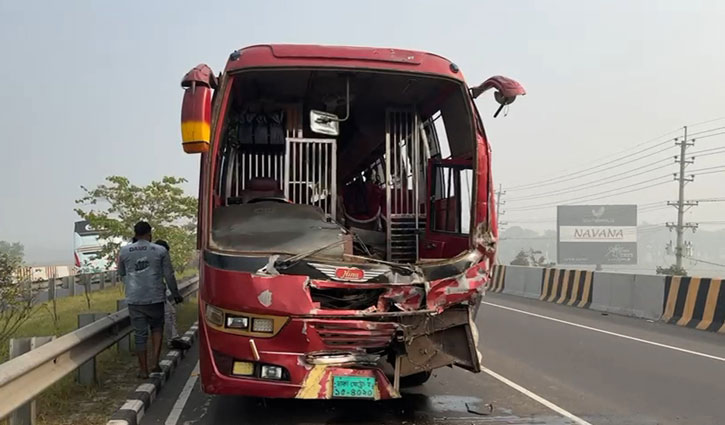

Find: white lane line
[165,361,200,425]
[482,301,725,363]
[481,366,593,425]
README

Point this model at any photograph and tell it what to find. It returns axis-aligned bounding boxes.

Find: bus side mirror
[470,76,526,118]
[180,64,217,153]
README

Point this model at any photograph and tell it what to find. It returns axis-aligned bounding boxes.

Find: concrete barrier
[502,265,543,299]
[590,272,665,320]
[662,276,725,333]
[540,268,593,308]
[487,265,506,293]
[491,264,724,334]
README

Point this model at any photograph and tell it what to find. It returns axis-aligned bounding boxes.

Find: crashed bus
[179,44,524,400]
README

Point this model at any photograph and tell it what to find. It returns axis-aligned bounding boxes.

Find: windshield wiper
[274,239,346,270]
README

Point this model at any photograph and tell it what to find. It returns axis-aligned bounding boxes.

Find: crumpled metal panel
[376,286,425,311]
[426,261,489,312]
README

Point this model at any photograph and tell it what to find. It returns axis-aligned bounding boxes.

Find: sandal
[137,372,149,379]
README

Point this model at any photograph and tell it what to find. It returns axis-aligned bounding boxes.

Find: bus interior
[209,69,480,267]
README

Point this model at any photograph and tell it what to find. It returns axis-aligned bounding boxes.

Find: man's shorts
[128,303,165,351]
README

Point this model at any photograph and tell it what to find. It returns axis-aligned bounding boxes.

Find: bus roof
[224,44,467,82]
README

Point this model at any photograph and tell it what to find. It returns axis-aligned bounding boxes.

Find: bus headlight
[205,305,224,327]
[260,365,284,380]
[203,302,288,337]
[251,318,274,333]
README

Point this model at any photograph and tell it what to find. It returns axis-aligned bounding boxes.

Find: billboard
[557,205,637,265]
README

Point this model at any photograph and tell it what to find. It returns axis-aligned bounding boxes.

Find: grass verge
[0,279,198,425]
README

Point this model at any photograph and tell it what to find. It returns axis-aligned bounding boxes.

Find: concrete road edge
[105,321,199,425]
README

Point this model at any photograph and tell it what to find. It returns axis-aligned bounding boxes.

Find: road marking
[165,361,200,425]
[481,366,593,425]
[482,301,725,363]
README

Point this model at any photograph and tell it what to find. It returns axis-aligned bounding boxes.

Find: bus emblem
[334,267,365,281]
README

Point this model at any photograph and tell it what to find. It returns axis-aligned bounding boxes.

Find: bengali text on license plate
[332,375,375,398]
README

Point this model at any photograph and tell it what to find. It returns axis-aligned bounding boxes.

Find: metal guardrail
[0,276,199,420]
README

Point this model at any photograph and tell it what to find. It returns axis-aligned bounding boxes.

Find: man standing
[154,239,191,350]
[118,221,183,378]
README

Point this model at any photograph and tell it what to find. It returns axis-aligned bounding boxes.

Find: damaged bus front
[180,44,524,399]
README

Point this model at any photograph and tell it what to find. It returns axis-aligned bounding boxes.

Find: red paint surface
[224,45,463,81]
[193,44,501,399]
[199,261,489,397]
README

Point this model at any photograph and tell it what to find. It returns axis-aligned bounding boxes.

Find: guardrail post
[116,300,131,353]
[9,336,55,425]
[47,275,56,301]
[76,313,108,385]
[99,272,105,290]
[69,274,76,296]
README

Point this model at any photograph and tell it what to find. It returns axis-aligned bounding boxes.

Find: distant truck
[73,220,114,274]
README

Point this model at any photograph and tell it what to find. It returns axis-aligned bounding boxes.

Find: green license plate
[332,375,375,398]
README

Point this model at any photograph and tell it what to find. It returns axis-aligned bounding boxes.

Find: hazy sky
[1,1,724,263]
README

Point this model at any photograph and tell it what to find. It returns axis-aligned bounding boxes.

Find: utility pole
[495,184,506,264]
[666,126,698,269]
[495,184,507,229]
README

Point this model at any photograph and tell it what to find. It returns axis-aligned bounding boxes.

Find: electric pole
[495,184,507,229]
[495,184,506,264]
[666,126,698,269]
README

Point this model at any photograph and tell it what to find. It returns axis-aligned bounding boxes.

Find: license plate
[332,375,375,398]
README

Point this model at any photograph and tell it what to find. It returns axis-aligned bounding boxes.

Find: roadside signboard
[557,205,637,265]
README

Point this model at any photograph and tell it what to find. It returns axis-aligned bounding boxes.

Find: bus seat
[234,178,285,204]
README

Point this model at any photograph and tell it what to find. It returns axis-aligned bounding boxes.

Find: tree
[75,176,198,273]
[656,264,687,276]
[509,248,555,267]
[510,250,530,266]
[0,243,35,357]
[0,241,24,259]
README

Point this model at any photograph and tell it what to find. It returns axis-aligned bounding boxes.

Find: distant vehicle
[73,220,114,274]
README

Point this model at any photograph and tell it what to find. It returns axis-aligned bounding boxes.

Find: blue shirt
[118,240,179,305]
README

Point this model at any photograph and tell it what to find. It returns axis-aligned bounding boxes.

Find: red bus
[179,44,524,400]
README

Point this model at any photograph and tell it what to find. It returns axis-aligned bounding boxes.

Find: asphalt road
[139,293,725,425]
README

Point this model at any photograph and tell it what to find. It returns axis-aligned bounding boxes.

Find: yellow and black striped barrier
[540,268,593,308]
[487,264,506,293]
[662,276,725,333]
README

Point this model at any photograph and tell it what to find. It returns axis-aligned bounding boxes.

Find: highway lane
[479,294,725,425]
[138,293,725,425]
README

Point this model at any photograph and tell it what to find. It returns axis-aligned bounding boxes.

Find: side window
[423,112,452,159]
[430,164,473,234]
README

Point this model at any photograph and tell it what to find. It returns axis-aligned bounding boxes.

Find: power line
[686,125,725,137]
[505,122,725,193]
[688,145,725,155]
[692,169,725,177]
[685,256,725,268]
[685,116,725,128]
[506,159,674,202]
[508,139,672,190]
[689,165,725,174]
[508,179,672,212]
[691,148,725,159]
[691,131,725,142]
[692,197,725,203]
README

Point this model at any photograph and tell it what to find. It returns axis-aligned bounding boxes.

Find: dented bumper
[198,253,489,399]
